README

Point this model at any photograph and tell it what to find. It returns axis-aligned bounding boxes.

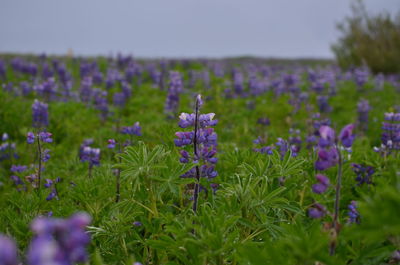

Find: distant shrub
[332,0,400,74]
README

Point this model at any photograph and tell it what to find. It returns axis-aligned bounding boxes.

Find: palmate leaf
[240,155,271,180]
[114,142,170,191]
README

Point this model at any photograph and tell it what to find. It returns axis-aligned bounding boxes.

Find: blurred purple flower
[0,234,18,265]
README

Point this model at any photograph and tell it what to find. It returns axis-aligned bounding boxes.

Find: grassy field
[0,55,399,264]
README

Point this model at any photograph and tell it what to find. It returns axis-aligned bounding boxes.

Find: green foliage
[332,0,400,73]
[0,56,399,264]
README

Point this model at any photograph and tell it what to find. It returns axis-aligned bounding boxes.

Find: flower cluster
[357,99,370,132]
[9,164,28,191]
[351,163,374,185]
[308,203,327,219]
[165,71,183,116]
[315,124,354,171]
[257,117,270,126]
[288,128,302,154]
[0,234,18,265]
[376,112,400,152]
[317,95,332,113]
[0,133,18,162]
[79,139,101,177]
[121,122,142,137]
[80,146,100,168]
[32,99,49,128]
[174,95,218,193]
[27,131,53,188]
[175,115,218,179]
[312,174,330,194]
[309,124,355,219]
[347,201,360,224]
[108,122,142,151]
[28,213,91,265]
[44,177,61,201]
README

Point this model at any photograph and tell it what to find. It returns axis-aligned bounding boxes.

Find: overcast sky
[0,0,398,58]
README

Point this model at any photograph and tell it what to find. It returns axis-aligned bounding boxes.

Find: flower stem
[36,135,42,189]
[192,96,201,213]
[330,145,342,255]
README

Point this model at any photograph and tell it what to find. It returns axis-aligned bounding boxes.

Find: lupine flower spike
[175,94,218,213]
[311,124,355,255]
[27,131,53,188]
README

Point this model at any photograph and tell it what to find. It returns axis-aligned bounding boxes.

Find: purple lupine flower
[107,139,116,149]
[175,95,218,211]
[10,175,25,191]
[233,70,244,94]
[351,163,374,185]
[10,165,27,173]
[44,177,61,201]
[311,113,331,130]
[174,131,194,147]
[0,234,18,265]
[289,128,302,153]
[132,221,142,227]
[315,148,339,171]
[46,189,58,201]
[357,99,370,132]
[339,124,355,148]
[354,68,369,88]
[42,149,51,162]
[27,132,35,144]
[257,117,270,126]
[35,78,57,100]
[44,179,54,188]
[315,124,355,171]
[28,212,92,265]
[317,95,332,113]
[92,89,109,121]
[178,113,217,128]
[312,174,330,194]
[275,138,298,158]
[253,136,265,145]
[0,135,19,162]
[318,125,335,147]
[165,71,183,115]
[377,112,400,152]
[210,183,219,194]
[80,146,101,167]
[79,76,93,103]
[347,201,360,224]
[308,203,327,219]
[121,122,142,136]
[306,135,318,150]
[113,92,126,107]
[32,99,49,128]
[78,139,92,156]
[20,81,32,96]
[121,81,132,98]
[254,145,275,155]
[38,132,53,143]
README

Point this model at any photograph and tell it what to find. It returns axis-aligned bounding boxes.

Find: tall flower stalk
[27,132,52,189]
[310,124,355,255]
[174,95,218,213]
[79,139,100,178]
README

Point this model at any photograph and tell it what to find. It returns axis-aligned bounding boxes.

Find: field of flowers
[0,54,399,265]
